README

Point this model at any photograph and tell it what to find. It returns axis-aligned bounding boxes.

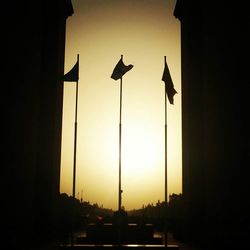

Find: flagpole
[164,55,168,247]
[111,54,133,212]
[63,54,80,246]
[164,56,168,206]
[118,54,123,212]
[72,54,79,199]
[71,54,79,246]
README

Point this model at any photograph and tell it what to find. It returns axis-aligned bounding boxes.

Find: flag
[63,56,79,82]
[162,57,177,104]
[111,57,133,80]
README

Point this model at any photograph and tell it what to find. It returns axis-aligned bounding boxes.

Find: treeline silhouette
[55,193,113,243]
[128,193,184,239]
[55,192,184,244]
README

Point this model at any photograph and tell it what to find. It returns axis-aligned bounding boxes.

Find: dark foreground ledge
[59,244,179,249]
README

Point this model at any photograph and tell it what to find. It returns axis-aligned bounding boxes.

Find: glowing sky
[60,0,181,210]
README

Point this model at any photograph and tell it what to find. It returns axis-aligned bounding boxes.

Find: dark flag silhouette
[63,57,79,82]
[162,57,177,104]
[111,57,134,80]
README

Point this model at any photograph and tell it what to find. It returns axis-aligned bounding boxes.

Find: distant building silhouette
[174,1,250,247]
[3,0,73,248]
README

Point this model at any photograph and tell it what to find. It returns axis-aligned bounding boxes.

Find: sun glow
[123,125,163,176]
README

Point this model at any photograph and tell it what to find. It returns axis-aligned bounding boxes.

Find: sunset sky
[60,0,181,210]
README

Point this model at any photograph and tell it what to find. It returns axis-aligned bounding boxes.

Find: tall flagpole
[164,56,168,246]
[162,55,177,247]
[164,55,168,246]
[111,54,133,213]
[118,54,123,212]
[72,54,79,199]
[164,56,168,205]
